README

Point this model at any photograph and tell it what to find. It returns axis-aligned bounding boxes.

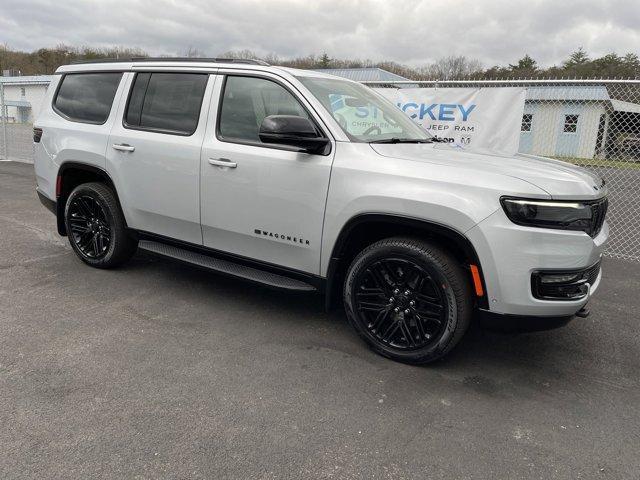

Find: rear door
[106,71,216,244]
[200,72,335,274]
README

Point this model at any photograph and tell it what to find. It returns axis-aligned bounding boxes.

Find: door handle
[208,158,237,168]
[112,143,135,152]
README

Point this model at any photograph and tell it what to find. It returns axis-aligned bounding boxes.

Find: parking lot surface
[1,161,639,479]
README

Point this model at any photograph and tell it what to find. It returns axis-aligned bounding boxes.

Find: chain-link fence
[363,79,640,262]
[0,78,51,162]
[1,76,639,260]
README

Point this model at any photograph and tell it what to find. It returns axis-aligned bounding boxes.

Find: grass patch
[552,157,640,170]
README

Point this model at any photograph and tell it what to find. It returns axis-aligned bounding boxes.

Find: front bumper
[466,208,608,317]
[477,309,577,332]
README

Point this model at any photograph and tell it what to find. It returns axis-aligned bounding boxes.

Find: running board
[138,240,317,291]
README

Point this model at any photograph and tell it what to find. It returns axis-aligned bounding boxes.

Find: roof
[55,59,287,75]
[525,86,610,101]
[611,99,640,114]
[278,67,345,80]
[524,86,640,112]
[72,57,269,66]
[53,59,337,81]
[0,75,52,85]
[313,68,411,82]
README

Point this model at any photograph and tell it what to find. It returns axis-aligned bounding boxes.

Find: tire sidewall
[344,242,460,363]
[65,184,118,267]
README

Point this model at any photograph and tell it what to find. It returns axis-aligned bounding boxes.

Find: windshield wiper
[368,138,434,144]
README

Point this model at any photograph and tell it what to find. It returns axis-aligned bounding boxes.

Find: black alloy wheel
[354,257,447,350]
[64,182,138,268]
[68,194,111,259]
[343,237,472,364]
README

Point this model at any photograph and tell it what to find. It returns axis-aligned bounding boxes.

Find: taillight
[33,127,43,143]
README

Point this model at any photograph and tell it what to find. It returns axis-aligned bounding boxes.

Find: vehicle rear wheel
[64,182,137,268]
[343,237,473,364]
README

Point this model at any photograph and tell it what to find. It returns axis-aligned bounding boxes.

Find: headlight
[500,197,605,235]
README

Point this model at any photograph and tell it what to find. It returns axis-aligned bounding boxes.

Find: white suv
[34,58,609,364]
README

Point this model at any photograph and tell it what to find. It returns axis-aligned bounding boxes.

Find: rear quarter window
[53,73,123,124]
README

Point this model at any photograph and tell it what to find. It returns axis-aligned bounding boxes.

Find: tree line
[1,44,638,80]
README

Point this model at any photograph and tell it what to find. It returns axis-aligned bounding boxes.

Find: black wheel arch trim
[324,213,488,311]
[55,162,123,236]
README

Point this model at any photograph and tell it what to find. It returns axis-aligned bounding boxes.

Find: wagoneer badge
[254,229,310,246]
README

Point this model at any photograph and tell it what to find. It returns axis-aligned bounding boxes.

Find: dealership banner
[374,87,526,155]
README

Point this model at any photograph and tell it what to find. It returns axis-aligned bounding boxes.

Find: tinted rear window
[125,73,208,135]
[54,73,122,124]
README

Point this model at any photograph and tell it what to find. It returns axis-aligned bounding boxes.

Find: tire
[343,237,473,364]
[64,182,138,268]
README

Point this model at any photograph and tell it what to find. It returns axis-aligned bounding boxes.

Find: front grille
[590,197,608,238]
[585,261,601,286]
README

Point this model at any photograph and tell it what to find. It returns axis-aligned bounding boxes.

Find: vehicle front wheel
[343,237,473,364]
[64,182,137,268]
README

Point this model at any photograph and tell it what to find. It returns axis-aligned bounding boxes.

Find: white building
[0,76,52,124]
[520,86,640,160]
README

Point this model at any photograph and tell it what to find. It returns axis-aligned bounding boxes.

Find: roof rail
[71,57,270,66]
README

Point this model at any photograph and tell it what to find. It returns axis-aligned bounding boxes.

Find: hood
[370,143,607,200]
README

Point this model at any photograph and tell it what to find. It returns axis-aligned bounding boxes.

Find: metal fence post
[0,83,7,160]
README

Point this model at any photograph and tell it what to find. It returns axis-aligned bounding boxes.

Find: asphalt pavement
[1,160,639,479]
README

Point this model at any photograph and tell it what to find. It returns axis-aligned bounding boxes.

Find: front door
[200,73,334,274]
[107,71,215,245]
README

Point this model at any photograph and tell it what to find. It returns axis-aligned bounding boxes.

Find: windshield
[297,76,432,143]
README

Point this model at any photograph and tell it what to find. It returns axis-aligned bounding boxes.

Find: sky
[1,0,639,68]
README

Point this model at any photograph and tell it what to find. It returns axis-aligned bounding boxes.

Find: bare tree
[217,49,262,60]
[183,46,207,58]
[419,55,483,80]
[263,53,281,65]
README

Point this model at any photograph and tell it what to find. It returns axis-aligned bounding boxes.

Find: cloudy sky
[1,0,639,67]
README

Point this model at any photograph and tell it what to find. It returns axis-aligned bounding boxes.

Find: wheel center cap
[395,294,410,308]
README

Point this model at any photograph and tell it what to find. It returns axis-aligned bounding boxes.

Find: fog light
[539,272,583,284]
[532,263,600,301]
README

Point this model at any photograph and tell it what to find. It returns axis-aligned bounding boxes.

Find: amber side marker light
[55,175,62,197]
[470,264,484,297]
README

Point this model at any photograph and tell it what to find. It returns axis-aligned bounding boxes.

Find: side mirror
[259,115,330,155]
